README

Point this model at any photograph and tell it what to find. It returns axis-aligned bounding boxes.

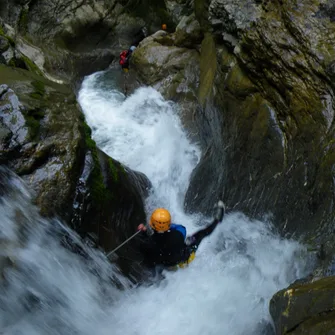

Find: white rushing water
[0,69,311,335]
[77,70,311,335]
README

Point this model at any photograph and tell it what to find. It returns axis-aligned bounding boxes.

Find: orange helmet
[150,208,171,232]
[161,24,167,31]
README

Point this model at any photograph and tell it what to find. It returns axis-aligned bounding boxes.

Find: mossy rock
[0,64,81,218]
[1,65,150,279]
[0,36,9,53]
[20,54,43,76]
[174,13,203,48]
[18,6,29,34]
[270,276,335,334]
[225,63,258,98]
[194,0,210,31]
[132,34,199,86]
[0,28,15,48]
[198,32,217,106]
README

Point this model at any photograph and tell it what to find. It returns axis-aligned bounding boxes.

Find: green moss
[108,158,119,182]
[7,36,15,48]
[198,32,217,106]
[226,63,257,97]
[24,116,40,139]
[82,119,95,150]
[24,81,46,140]
[7,54,42,76]
[22,107,45,140]
[0,26,15,47]
[30,80,46,99]
[18,7,29,34]
[8,58,16,67]
[90,162,113,205]
[219,46,236,70]
[80,116,115,206]
[21,55,43,75]
[0,27,15,47]
[155,34,175,46]
[194,0,210,31]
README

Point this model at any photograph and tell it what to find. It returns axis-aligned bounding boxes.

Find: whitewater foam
[0,69,311,335]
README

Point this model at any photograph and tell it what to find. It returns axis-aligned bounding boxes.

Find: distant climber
[119,45,136,72]
[136,201,225,271]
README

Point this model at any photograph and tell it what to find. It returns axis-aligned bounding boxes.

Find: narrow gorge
[1,0,335,334]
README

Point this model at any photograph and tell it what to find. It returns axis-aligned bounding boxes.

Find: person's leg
[186,200,225,250]
[186,219,220,250]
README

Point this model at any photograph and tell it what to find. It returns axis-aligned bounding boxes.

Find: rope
[106,230,141,258]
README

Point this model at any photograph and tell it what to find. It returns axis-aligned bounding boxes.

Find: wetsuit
[138,219,221,269]
[186,217,221,252]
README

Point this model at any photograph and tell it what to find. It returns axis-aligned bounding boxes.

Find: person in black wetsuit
[137,201,225,270]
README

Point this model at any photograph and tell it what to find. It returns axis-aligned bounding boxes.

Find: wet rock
[0,65,150,273]
[184,0,335,270]
[181,0,335,326]
[131,30,200,138]
[0,0,177,83]
[0,65,83,217]
[0,35,9,52]
[270,276,335,334]
[174,13,203,48]
[2,46,14,63]
[0,84,28,150]
[208,0,261,31]
[165,0,194,24]
[70,146,151,278]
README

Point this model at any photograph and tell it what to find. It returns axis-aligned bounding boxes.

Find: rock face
[0,0,177,278]
[0,65,150,276]
[178,0,335,266]
[0,0,177,83]
[3,0,335,325]
[270,275,335,334]
[129,1,335,326]
[131,17,202,137]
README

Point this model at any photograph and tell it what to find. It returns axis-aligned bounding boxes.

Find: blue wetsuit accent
[170,223,186,239]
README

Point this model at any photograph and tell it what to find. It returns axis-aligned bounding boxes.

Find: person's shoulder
[170,223,186,239]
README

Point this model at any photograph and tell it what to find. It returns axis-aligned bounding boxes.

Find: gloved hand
[137,224,147,232]
[214,200,225,222]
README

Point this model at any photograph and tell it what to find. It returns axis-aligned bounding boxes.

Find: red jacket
[119,50,129,65]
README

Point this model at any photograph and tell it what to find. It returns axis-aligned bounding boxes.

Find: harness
[167,224,196,270]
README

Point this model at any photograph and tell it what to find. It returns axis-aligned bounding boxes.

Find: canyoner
[136,201,226,271]
[106,201,226,274]
[119,46,136,73]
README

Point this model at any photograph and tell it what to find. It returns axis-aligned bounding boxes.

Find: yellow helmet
[150,208,171,232]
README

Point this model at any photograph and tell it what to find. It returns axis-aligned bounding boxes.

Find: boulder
[270,276,335,334]
[184,0,335,269]
[131,30,200,138]
[0,65,151,277]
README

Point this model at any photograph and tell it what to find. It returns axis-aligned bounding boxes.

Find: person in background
[119,45,136,72]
